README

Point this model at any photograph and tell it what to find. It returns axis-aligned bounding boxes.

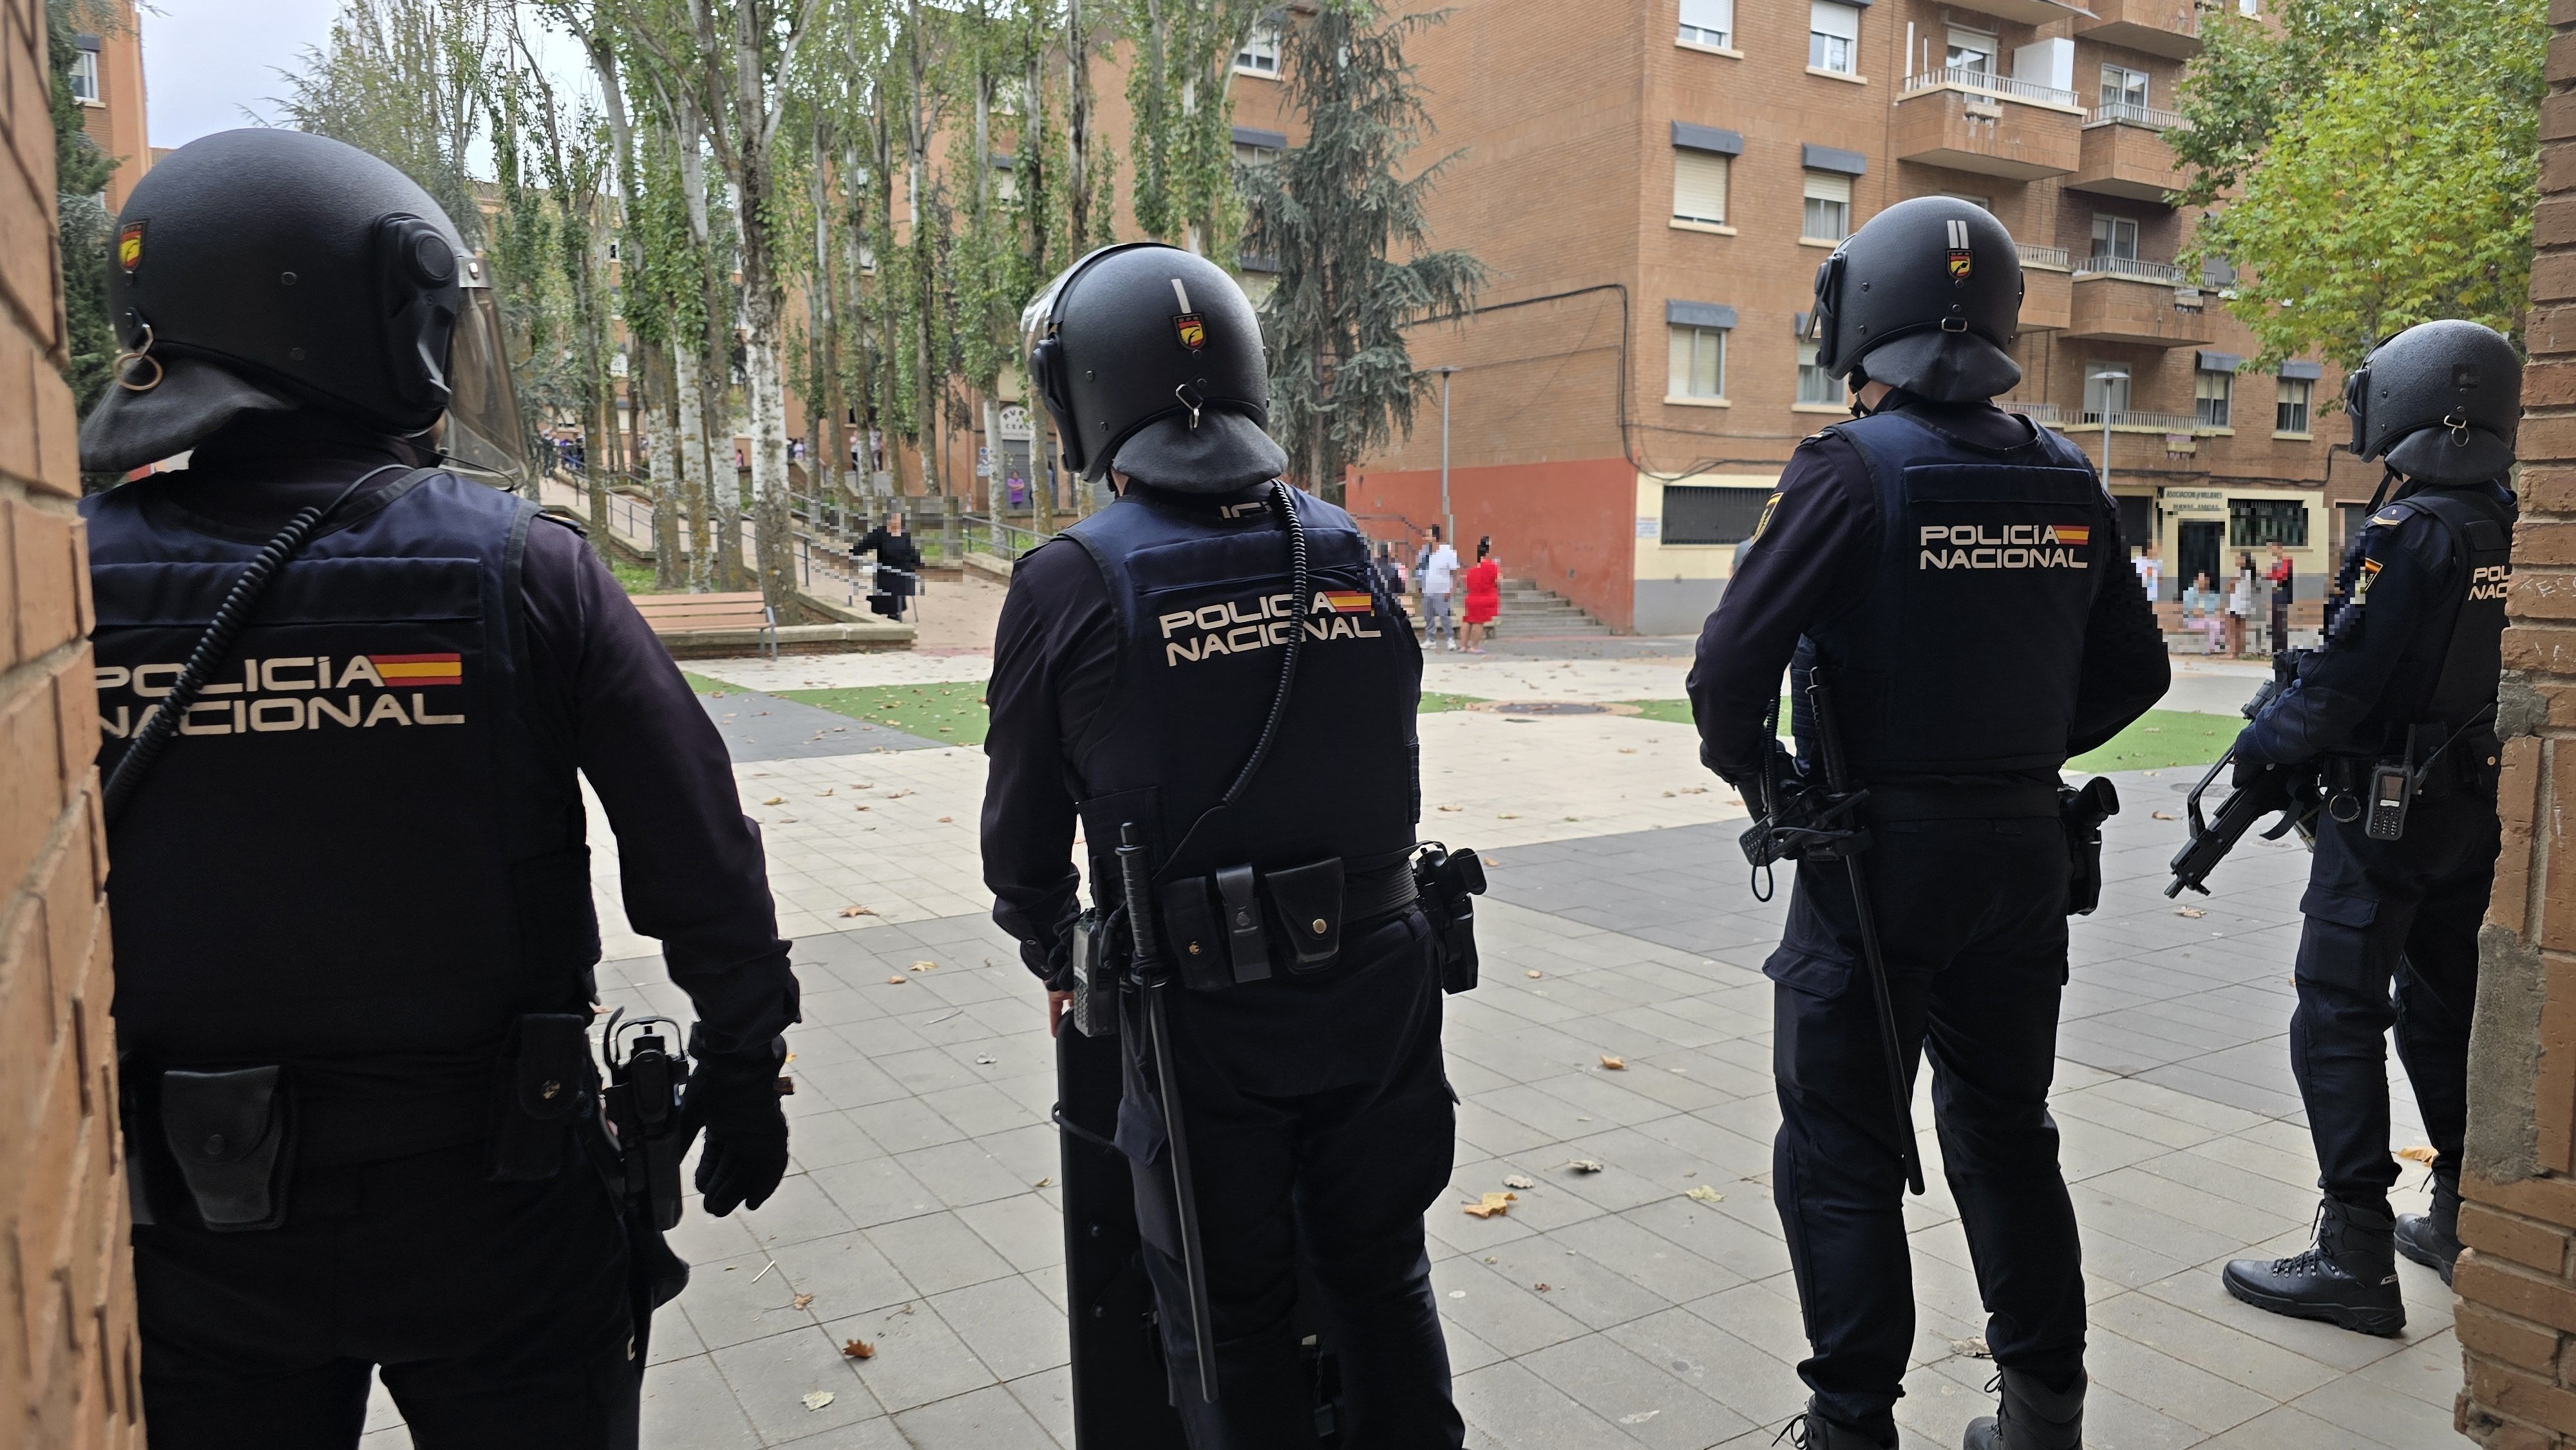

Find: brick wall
[2455,3,2576,1445]
[0,0,142,1446]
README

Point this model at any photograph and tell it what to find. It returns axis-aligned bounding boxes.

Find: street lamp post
[1437,366,1458,549]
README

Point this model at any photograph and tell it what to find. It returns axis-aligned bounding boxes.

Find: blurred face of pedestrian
[2194,572,2210,590]
[887,512,904,534]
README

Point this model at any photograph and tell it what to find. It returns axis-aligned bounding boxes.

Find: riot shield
[1055,1019,1190,1449]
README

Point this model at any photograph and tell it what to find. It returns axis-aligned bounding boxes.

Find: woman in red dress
[1461,538,1501,654]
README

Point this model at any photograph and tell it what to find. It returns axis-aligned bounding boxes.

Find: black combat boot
[2396,1174,2464,1285]
[1779,1402,1894,1449]
[1962,1367,2085,1450]
[2221,1197,2405,1337]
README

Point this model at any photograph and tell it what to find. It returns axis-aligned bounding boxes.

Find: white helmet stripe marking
[1172,278,1193,312]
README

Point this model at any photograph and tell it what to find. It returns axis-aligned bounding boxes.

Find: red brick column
[2456,3,2576,1445]
[0,0,142,1445]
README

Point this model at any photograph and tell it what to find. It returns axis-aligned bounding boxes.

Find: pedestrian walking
[1461,538,1500,653]
[1419,529,1459,650]
[2226,553,2257,657]
[990,243,1470,1448]
[2218,321,2520,1332]
[77,129,800,1449]
[2267,542,2297,652]
[1376,540,1407,596]
[1689,198,2168,1450]
[853,508,922,619]
[2131,538,2163,603]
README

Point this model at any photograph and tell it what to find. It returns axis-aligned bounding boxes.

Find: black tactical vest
[1794,407,2116,778]
[1060,484,1420,950]
[2345,484,2515,735]
[84,472,598,1136]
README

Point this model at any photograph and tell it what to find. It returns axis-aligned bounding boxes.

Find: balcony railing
[2085,102,2185,131]
[2074,254,2188,285]
[2076,409,2204,432]
[2017,243,2072,269]
[1900,66,2079,109]
[1999,400,2064,425]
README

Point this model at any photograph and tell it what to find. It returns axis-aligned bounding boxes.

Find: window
[1678,0,1734,48]
[2100,65,2150,111]
[2275,376,2313,435]
[2231,498,2308,548]
[1673,149,1729,226]
[1802,171,1852,242]
[990,155,1018,202]
[2195,368,2233,428]
[2238,0,2259,14]
[1669,325,1727,399]
[1235,22,1281,75]
[1943,191,1992,211]
[1665,486,1770,545]
[2084,362,2132,419]
[1233,140,1281,167]
[2090,213,2140,261]
[69,47,98,102]
[1809,1,1860,73]
[1947,26,1998,73]
[1797,343,1840,406]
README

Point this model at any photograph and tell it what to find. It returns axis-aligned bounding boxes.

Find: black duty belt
[1347,859,1421,923]
[1868,783,2063,823]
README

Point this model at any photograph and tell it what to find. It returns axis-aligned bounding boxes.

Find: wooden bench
[631,591,777,659]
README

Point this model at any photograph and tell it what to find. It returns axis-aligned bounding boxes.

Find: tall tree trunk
[673,343,714,592]
[675,106,742,591]
[1066,0,1092,247]
[907,0,939,500]
[734,0,794,614]
[646,344,684,590]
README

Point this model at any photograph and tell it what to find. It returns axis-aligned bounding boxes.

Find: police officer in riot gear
[983,242,1468,1449]
[80,129,800,1448]
[1689,197,2168,1450]
[2217,320,2519,1332]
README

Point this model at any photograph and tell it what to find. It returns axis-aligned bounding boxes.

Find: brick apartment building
[1354,0,2360,634]
[66,1,147,211]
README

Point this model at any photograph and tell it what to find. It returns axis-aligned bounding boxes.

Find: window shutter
[1680,0,1734,32]
[1673,151,1729,224]
[1810,1,1860,41]
[1802,171,1852,207]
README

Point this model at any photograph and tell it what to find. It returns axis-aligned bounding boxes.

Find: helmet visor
[438,285,531,487]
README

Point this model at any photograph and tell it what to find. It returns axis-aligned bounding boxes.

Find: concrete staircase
[1416,576,1613,638]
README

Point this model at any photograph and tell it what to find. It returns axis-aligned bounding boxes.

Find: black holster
[1413,844,1488,994]
[2059,777,2119,917]
[153,1066,296,1233]
[489,1013,599,1182]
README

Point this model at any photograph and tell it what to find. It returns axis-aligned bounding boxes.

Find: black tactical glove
[2231,757,2276,791]
[681,1034,790,1217]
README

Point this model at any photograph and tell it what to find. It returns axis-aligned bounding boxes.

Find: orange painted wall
[1346,456,1638,632]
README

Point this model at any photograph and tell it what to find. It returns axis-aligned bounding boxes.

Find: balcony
[2018,245,2071,332]
[2068,108,2187,202]
[2075,409,2204,433]
[2073,0,2204,59]
[1940,0,2087,21]
[1893,73,2081,181]
[2067,256,2216,346]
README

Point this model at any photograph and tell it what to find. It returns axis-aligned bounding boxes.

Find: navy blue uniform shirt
[173,415,799,1059]
[1686,399,2168,786]
[2236,479,2515,764]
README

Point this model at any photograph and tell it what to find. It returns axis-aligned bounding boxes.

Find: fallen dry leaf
[2175,907,2206,919]
[1951,1336,1992,1360]
[884,975,907,985]
[1618,748,1636,755]
[762,796,785,805]
[1599,1055,1626,1071]
[818,789,834,797]
[1499,811,1521,819]
[1437,804,1462,813]
[937,815,954,823]
[1462,1191,1518,1219]
[2398,1145,2438,1165]
[1534,1281,1552,1291]
[1681,786,1707,795]
[1685,1185,1725,1205]
[840,1339,875,1361]
[1526,970,1544,979]
[975,1055,996,1066]
[1034,1176,1052,1188]
[801,1391,835,1411]
[910,961,936,972]
[839,905,876,918]
[1568,1158,1605,1174]
[1504,1174,1536,1190]
[851,781,874,788]
[792,1292,814,1310]
[2152,811,2177,821]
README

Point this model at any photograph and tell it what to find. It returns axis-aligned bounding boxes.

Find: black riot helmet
[1804,196,2025,403]
[2344,319,2521,485]
[1023,243,1287,493]
[78,128,525,480]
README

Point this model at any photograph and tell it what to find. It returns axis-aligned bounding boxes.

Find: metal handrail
[1900,66,2079,108]
[961,512,1058,562]
[1999,400,2065,424]
[2074,254,2188,285]
[2016,243,2072,270]
[2078,409,2203,432]
[2085,101,2184,131]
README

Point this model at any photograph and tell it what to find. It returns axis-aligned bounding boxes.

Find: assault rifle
[2165,660,2322,898]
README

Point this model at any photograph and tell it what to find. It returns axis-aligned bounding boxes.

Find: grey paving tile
[822,1302,996,1415]
[955,1191,1066,1274]
[640,1351,763,1449]
[887,1383,1062,1449]
[1517,1330,1759,1447]
[866,1210,1016,1296]
[1452,1358,1651,1450]
[1428,1254,1593,1359]
[708,1324,885,1444]
[929,1274,1070,1382]
[811,1155,942,1229]
[1002,1366,1076,1450]
[740,1172,861,1250]
[895,1138,1035,1209]
[680,1251,816,1352]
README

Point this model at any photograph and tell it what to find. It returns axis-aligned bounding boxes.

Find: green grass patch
[2068,708,2238,774]
[1620,698,1695,725]
[1418,692,1486,713]
[777,681,992,745]
[681,671,735,696]
[605,554,659,596]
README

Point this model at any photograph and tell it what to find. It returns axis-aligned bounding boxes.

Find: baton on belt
[1803,670,1926,1198]
[1118,822,1220,1404]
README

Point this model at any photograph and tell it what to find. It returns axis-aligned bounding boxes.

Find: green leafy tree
[272,0,491,249]
[2176,0,2546,369]
[48,0,118,418]
[1240,0,1480,504]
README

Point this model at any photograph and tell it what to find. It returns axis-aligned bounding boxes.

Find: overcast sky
[140,0,593,165]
